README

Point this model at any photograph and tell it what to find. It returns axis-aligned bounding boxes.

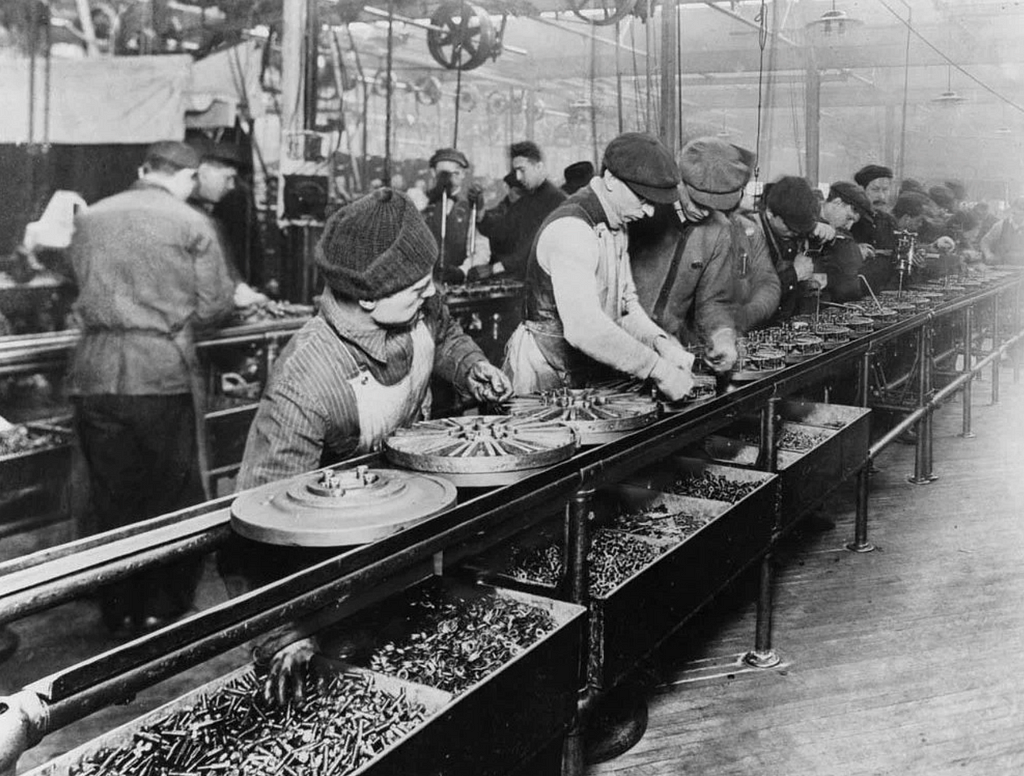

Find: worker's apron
[167,326,214,500]
[347,321,436,453]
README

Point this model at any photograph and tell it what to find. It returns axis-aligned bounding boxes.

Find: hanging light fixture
[932,66,966,105]
[806,0,863,36]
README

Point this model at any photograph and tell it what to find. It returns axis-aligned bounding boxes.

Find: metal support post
[1014,282,1021,384]
[561,487,594,776]
[846,467,875,553]
[991,294,1001,404]
[961,306,975,439]
[920,323,936,480]
[909,324,937,483]
[745,398,781,668]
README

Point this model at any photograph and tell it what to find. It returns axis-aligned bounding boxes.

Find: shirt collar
[319,287,394,363]
[588,178,622,230]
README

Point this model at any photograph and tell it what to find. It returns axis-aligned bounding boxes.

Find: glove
[263,637,319,706]
[654,336,695,372]
[649,358,695,402]
[706,329,738,374]
[467,182,486,210]
[466,360,513,403]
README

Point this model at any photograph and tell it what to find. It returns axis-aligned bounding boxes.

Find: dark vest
[521,186,612,384]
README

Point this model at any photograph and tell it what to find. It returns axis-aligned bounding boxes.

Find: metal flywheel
[427,1,499,70]
[384,416,578,487]
[231,465,457,547]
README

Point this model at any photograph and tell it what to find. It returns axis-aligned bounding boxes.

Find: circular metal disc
[501,385,659,445]
[384,415,577,481]
[231,466,458,547]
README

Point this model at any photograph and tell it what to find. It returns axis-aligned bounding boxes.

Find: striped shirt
[237,288,485,489]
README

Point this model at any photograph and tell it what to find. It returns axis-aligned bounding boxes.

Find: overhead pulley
[414,75,443,105]
[427,1,499,70]
[566,0,638,26]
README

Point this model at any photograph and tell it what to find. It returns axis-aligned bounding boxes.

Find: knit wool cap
[828,181,874,223]
[145,140,199,171]
[765,175,820,235]
[315,188,438,300]
[853,164,892,188]
[602,132,680,204]
[678,136,754,210]
[899,178,925,195]
[429,147,469,169]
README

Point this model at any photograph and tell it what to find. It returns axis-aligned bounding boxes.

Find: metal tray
[321,576,585,776]
[0,421,73,531]
[461,469,776,690]
[700,400,871,529]
[22,663,451,776]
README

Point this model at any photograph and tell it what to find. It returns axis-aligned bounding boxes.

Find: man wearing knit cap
[504,132,696,400]
[630,136,752,372]
[69,139,239,634]
[238,188,511,489]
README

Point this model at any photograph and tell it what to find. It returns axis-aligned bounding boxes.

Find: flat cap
[678,136,754,210]
[853,164,893,188]
[144,140,199,170]
[765,175,820,235]
[602,132,680,204]
[928,185,956,211]
[193,137,250,170]
[828,181,874,223]
[892,191,933,219]
[429,147,469,169]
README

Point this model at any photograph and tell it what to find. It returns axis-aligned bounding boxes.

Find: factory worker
[851,164,899,291]
[502,132,696,400]
[237,188,512,489]
[630,136,754,372]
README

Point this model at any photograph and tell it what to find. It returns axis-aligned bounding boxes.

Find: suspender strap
[652,225,694,324]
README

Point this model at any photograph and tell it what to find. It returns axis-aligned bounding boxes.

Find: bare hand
[706,330,738,373]
[234,282,269,309]
[654,336,695,372]
[674,185,710,224]
[467,360,513,403]
[812,222,837,242]
[859,243,875,260]
[264,637,318,706]
[793,253,815,281]
[809,272,829,291]
[650,359,695,402]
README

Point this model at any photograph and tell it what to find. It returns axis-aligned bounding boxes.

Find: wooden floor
[3,365,1023,775]
[589,364,1024,776]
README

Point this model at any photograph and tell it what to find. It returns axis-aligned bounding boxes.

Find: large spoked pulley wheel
[385,416,578,487]
[427,1,498,70]
[566,0,638,26]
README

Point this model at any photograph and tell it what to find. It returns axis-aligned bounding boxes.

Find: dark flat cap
[765,175,819,235]
[928,185,956,211]
[892,191,933,219]
[193,138,250,170]
[145,140,199,170]
[678,136,754,210]
[853,164,893,188]
[429,147,469,169]
[602,132,680,204]
[828,181,873,223]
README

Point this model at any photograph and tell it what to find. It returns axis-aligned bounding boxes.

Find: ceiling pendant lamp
[932,66,966,105]
[806,0,863,36]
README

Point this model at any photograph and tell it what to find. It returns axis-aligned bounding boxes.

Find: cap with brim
[603,132,680,205]
[429,147,469,168]
[853,164,893,188]
[829,181,874,224]
[678,137,754,211]
[145,140,199,170]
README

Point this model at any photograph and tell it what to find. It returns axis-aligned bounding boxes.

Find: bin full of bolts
[700,399,870,531]
[24,662,452,776]
[461,479,773,690]
[317,576,585,776]
[0,419,72,532]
